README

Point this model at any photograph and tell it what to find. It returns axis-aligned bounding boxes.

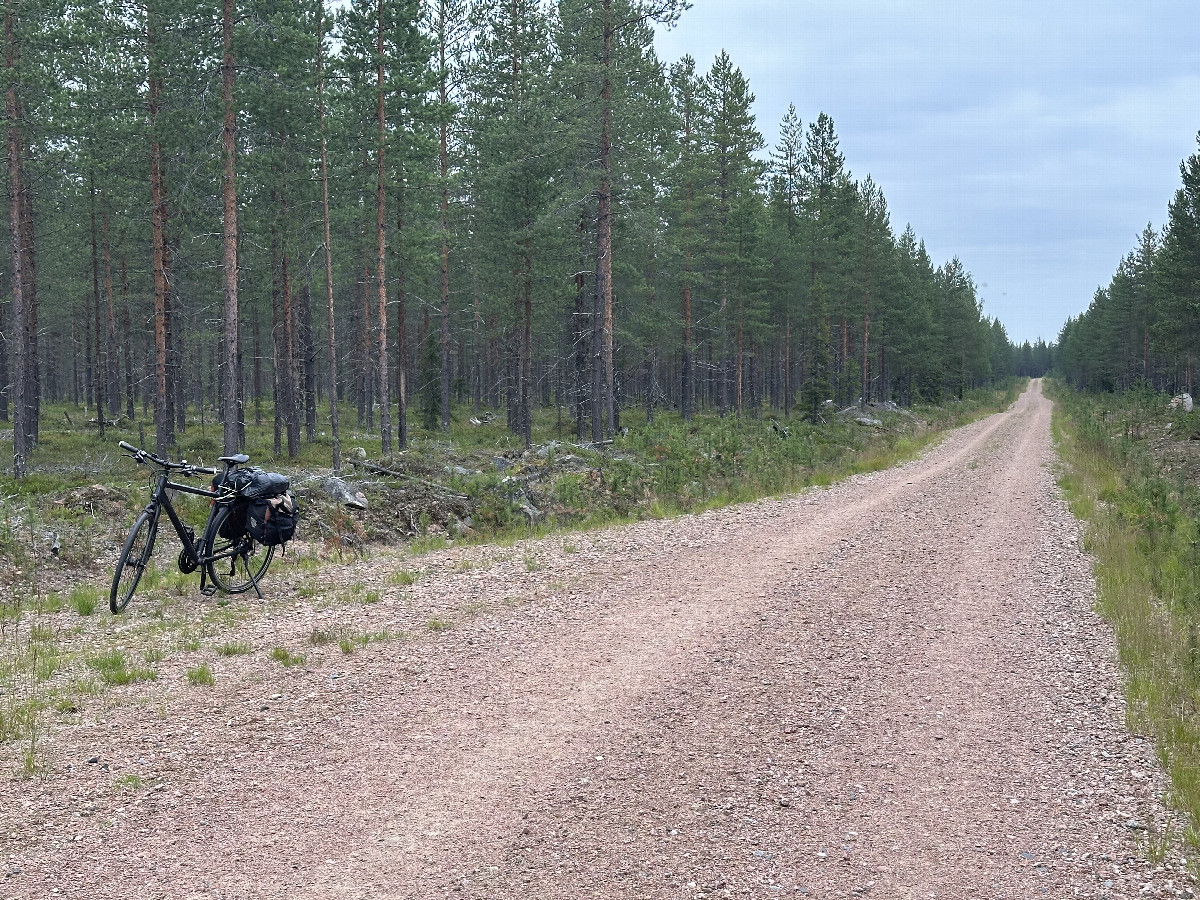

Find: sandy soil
[1,379,1194,899]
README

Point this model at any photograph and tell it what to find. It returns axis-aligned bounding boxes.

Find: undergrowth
[1050,379,1200,848]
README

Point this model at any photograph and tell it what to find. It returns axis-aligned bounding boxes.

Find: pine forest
[1056,134,1200,395]
[1,0,1040,474]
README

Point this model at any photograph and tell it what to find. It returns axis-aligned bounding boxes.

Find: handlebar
[117,441,217,477]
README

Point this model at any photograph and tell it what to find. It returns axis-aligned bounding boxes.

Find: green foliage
[84,651,156,686]
[418,325,442,431]
[69,587,99,617]
[387,568,421,586]
[186,664,214,687]
[7,0,1023,486]
[268,647,306,667]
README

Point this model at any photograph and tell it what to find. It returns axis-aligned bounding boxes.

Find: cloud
[655,1,1200,342]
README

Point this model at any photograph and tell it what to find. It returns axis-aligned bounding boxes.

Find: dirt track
[2,379,1194,899]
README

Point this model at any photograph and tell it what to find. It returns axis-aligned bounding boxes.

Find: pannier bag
[247,492,298,547]
[218,502,248,539]
[214,468,292,541]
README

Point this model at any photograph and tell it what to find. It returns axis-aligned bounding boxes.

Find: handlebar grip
[118,440,137,453]
[195,466,217,476]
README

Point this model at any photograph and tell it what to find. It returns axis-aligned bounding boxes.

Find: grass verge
[1050,379,1200,847]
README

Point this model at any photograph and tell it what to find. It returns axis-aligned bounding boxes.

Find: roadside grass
[186,664,214,687]
[268,647,306,667]
[68,586,99,617]
[307,625,395,655]
[1050,379,1200,848]
[387,567,421,587]
[447,379,1026,546]
[85,650,157,686]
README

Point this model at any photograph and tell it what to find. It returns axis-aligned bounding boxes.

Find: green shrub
[186,664,214,687]
[268,647,305,667]
[68,586,98,617]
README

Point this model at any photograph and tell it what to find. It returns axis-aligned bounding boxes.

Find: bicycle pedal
[199,584,217,597]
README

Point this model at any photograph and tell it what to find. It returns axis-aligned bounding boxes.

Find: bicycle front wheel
[205,505,274,594]
[110,511,156,613]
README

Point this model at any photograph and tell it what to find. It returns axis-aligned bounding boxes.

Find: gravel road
[2,379,1195,899]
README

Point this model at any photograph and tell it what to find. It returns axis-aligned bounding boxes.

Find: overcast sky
[653,0,1200,344]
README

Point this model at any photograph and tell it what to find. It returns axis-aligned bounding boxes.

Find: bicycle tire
[205,505,274,594]
[110,511,156,613]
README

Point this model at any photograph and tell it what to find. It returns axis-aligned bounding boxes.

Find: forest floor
[1,379,1195,899]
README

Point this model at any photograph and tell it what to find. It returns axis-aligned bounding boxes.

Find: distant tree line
[2,0,1024,476]
[1058,133,1200,394]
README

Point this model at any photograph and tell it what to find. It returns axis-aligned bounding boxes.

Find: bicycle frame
[142,468,220,568]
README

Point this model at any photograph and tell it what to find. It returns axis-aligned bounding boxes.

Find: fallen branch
[348,458,468,499]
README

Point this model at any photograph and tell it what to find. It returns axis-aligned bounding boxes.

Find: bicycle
[110,440,276,613]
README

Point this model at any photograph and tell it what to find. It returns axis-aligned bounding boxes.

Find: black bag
[247,492,298,547]
[215,468,290,541]
[218,501,248,539]
[240,469,290,500]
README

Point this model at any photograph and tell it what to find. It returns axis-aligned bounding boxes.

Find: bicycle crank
[178,528,201,573]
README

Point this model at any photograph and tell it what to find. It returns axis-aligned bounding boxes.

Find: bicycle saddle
[219,453,251,465]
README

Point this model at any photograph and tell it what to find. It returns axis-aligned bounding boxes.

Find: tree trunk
[438,11,451,433]
[0,298,7,423]
[316,1,340,470]
[148,12,172,455]
[574,269,587,439]
[300,281,316,441]
[252,314,262,426]
[395,261,408,449]
[472,275,481,415]
[102,212,118,417]
[221,0,241,452]
[93,200,104,438]
[374,0,392,454]
[17,104,34,441]
[861,308,869,405]
[784,313,791,416]
[593,0,614,441]
[281,233,299,457]
[6,5,27,476]
[121,268,134,420]
[735,296,743,416]
[521,234,532,446]
[271,230,282,457]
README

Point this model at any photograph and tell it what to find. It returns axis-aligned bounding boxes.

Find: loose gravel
[1,379,1193,899]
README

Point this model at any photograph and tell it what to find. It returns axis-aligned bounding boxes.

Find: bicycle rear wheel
[205,505,274,594]
[110,511,156,613]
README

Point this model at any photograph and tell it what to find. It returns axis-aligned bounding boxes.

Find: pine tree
[667,55,705,421]
[1156,135,1200,389]
[465,0,553,446]
[702,50,764,417]
[555,0,686,440]
[219,0,240,454]
[767,104,805,413]
[419,321,440,430]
